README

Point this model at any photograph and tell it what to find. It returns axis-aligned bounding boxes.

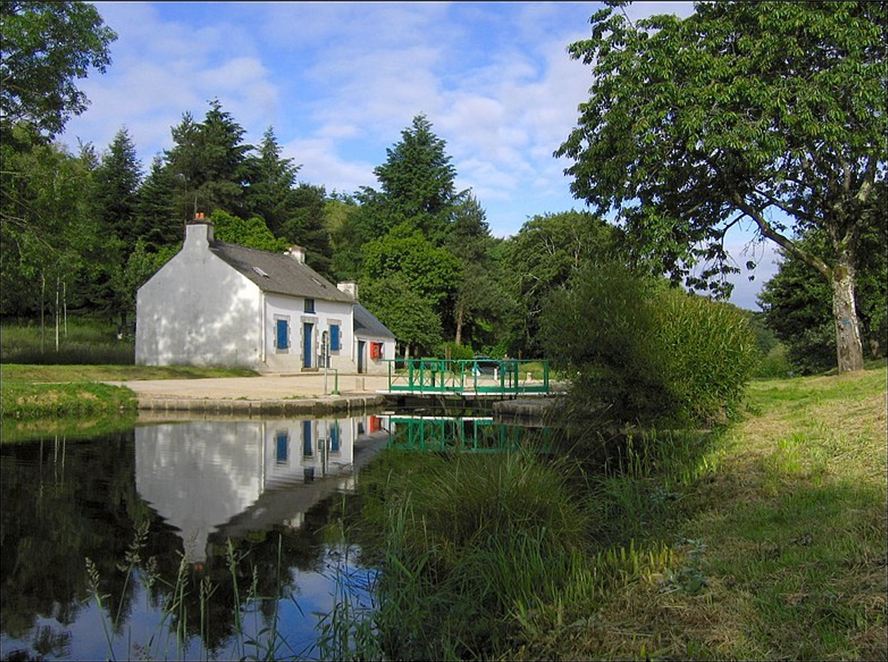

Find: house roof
[354,303,395,339]
[209,241,354,303]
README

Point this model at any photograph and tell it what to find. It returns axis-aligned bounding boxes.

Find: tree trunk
[455,303,464,346]
[831,252,865,373]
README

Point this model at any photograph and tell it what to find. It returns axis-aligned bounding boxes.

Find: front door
[357,340,365,374]
[303,323,313,368]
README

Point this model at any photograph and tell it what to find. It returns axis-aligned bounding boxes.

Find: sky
[60,1,781,310]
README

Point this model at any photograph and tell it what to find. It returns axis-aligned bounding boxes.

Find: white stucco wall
[134,420,264,562]
[263,294,355,373]
[136,224,262,368]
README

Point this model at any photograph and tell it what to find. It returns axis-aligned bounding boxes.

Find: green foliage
[363,114,458,243]
[446,195,507,348]
[543,261,757,426]
[210,210,288,252]
[440,341,474,360]
[0,1,117,138]
[246,126,300,235]
[361,276,443,355]
[280,184,334,279]
[93,128,142,251]
[164,100,253,224]
[134,156,180,249]
[0,130,107,317]
[113,239,179,324]
[504,210,618,355]
[362,223,461,307]
[356,450,593,659]
[0,317,134,364]
[558,1,886,370]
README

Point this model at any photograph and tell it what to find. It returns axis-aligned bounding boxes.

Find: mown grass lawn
[568,367,887,660]
[0,364,258,426]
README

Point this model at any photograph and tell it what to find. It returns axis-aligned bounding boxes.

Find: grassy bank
[0,364,257,428]
[345,366,887,660]
[0,381,137,423]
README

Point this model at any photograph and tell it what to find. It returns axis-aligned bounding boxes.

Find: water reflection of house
[134,416,387,562]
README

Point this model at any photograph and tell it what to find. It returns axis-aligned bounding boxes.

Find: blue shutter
[302,420,313,456]
[276,319,289,349]
[330,324,340,351]
[330,422,340,452]
[275,431,288,463]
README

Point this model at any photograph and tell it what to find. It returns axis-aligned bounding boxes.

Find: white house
[135,216,395,373]
[134,414,388,562]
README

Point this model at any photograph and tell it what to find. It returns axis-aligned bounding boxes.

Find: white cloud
[282,137,376,195]
[61,3,279,166]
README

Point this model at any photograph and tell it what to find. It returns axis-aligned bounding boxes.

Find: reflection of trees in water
[140,497,338,652]
[1,431,344,657]
[0,432,144,642]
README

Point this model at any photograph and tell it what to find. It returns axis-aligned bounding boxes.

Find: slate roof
[354,303,395,339]
[209,241,354,303]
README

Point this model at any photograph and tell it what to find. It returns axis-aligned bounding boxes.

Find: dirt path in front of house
[104,373,390,400]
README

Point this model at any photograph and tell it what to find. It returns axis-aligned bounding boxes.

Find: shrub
[542,262,757,427]
[439,340,474,361]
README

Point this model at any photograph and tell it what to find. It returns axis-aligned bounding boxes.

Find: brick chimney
[337,281,358,300]
[185,211,214,246]
[285,245,306,264]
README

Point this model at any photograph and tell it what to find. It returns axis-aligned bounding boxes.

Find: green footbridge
[381,358,550,397]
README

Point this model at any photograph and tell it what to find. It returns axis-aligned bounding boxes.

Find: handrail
[384,358,549,394]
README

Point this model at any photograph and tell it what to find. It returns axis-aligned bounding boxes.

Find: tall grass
[1,318,134,364]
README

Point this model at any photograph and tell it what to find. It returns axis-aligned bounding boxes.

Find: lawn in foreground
[560,367,887,660]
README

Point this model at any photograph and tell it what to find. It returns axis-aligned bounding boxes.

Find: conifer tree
[134,156,179,249]
[247,126,300,235]
[359,114,458,243]
[93,127,141,252]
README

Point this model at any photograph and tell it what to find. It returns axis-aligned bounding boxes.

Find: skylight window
[252,266,270,278]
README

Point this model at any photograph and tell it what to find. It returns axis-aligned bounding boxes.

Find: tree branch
[730,191,832,279]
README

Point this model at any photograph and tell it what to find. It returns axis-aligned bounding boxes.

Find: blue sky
[60,1,780,309]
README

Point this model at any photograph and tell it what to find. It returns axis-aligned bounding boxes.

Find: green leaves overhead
[558,0,887,371]
[0,1,116,139]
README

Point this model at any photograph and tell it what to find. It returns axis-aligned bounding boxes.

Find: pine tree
[247,126,300,235]
[165,99,252,221]
[134,156,179,249]
[93,127,142,252]
[361,114,458,243]
[280,183,334,279]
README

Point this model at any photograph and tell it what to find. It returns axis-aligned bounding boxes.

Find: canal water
[0,412,539,661]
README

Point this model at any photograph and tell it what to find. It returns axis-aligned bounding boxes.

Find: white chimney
[185,212,214,246]
[337,281,358,300]
[286,245,306,264]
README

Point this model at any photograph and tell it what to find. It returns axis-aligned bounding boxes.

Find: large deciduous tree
[0,1,116,139]
[556,1,886,373]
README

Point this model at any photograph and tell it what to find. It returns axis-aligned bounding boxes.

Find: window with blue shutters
[275,319,289,351]
[275,431,289,464]
[330,324,340,352]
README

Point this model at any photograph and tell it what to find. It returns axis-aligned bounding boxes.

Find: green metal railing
[386,416,529,453]
[384,358,549,395]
